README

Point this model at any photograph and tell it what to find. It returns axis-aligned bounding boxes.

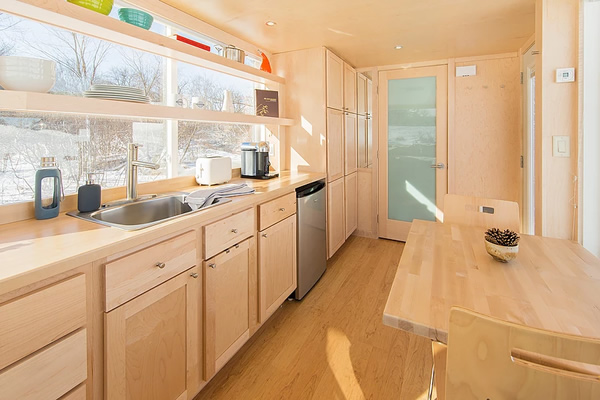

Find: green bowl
[67,0,114,15]
[118,8,154,30]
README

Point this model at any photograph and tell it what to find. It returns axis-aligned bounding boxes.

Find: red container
[173,34,210,52]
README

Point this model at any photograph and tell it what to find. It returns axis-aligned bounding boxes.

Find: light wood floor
[195,236,433,400]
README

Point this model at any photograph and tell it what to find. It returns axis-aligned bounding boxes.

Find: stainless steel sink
[67,193,231,230]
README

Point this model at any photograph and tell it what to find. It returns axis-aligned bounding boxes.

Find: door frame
[521,44,536,235]
[378,65,448,241]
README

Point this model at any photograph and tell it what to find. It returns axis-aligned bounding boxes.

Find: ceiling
[161,0,535,68]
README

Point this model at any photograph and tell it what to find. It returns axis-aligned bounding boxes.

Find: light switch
[556,68,575,83]
[553,136,570,157]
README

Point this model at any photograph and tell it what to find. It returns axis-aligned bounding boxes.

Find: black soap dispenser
[77,174,101,213]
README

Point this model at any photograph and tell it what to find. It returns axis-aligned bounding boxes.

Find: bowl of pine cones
[484,228,520,262]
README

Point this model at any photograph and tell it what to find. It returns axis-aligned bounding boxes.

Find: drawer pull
[235,244,240,249]
[190,272,199,279]
[231,228,238,233]
[262,233,268,238]
[155,262,166,269]
[279,208,285,212]
[226,249,230,254]
[209,263,216,269]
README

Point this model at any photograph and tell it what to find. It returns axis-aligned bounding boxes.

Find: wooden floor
[195,236,432,400]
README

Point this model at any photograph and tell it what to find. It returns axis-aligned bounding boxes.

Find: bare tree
[0,13,21,56]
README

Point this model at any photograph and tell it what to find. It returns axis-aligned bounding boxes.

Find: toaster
[195,156,232,185]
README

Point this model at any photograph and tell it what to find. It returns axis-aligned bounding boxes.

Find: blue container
[34,157,63,220]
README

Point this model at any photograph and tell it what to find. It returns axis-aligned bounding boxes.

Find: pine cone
[485,228,520,247]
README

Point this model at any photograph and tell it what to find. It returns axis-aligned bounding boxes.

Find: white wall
[582,0,600,256]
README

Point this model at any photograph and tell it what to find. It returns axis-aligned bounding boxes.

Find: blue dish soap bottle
[34,156,64,220]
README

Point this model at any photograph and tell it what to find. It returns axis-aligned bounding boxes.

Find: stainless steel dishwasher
[294,180,327,300]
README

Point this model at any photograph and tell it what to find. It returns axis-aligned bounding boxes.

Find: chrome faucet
[126,143,160,201]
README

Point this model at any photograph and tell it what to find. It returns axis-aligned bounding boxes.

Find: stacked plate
[84,84,150,103]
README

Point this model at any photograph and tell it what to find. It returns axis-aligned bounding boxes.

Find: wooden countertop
[383,220,600,344]
[0,171,326,295]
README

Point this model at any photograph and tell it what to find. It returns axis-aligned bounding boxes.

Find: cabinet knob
[208,263,216,269]
[190,272,199,279]
[155,262,166,269]
[279,208,285,212]
[231,228,238,233]
[262,233,268,238]
[235,244,240,249]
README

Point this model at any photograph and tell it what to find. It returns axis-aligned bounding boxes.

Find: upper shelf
[2,0,285,86]
[0,90,295,126]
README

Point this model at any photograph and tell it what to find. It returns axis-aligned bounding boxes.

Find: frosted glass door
[378,66,447,241]
[388,77,437,222]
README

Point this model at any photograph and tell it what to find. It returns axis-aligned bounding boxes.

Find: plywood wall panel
[272,48,327,173]
[452,57,521,204]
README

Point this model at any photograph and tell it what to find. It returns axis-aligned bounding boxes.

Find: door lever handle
[430,163,445,169]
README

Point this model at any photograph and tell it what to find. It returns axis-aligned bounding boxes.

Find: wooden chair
[444,307,600,400]
[443,194,520,232]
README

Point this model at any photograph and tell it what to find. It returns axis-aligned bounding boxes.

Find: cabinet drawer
[259,192,297,231]
[0,274,86,371]
[203,208,254,259]
[0,329,87,400]
[105,231,197,311]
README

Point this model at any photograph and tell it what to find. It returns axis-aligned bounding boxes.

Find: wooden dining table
[383,219,600,344]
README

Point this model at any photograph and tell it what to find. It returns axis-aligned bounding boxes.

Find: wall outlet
[556,68,575,83]
[553,136,571,157]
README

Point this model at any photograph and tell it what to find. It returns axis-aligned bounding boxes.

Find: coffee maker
[240,141,279,179]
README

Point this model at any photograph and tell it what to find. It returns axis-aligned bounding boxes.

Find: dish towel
[184,183,255,210]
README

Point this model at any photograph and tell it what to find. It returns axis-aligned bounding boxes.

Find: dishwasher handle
[296,180,325,198]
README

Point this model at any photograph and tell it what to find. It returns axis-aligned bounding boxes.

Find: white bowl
[0,56,57,92]
[485,240,519,263]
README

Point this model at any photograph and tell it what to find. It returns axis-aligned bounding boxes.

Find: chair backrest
[445,307,600,400]
[443,194,520,232]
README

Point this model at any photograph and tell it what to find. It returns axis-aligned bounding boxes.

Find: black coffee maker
[240,142,279,179]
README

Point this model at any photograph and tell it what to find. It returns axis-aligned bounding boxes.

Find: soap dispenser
[34,156,63,220]
[77,173,101,213]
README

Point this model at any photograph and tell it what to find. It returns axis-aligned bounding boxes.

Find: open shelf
[0,90,295,126]
[2,0,285,85]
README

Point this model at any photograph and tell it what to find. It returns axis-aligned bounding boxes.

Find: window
[0,7,264,206]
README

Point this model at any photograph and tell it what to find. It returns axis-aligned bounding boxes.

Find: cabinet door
[345,172,358,239]
[343,63,357,113]
[345,112,358,175]
[327,108,345,182]
[357,73,367,115]
[327,178,345,258]
[326,50,344,110]
[358,114,367,169]
[258,215,297,322]
[367,113,373,167]
[105,266,201,400]
[204,238,256,379]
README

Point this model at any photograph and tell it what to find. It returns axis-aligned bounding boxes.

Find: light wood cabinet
[105,266,201,400]
[258,192,296,230]
[104,231,197,311]
[327,178,346,258]
[358,73,367,115]
[358,114,367,168]
[204,237,256,379]
[203,208,254,259]
[343,63,357,113]
[345,112,358,175]
[345,172,358,239]
[258,215,297,322]
[326,50,344,111]
[0,329,87,400]
[0,274,86,370]
[327,107,345,182]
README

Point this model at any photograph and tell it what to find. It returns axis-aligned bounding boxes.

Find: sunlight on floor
[326,328,366,400]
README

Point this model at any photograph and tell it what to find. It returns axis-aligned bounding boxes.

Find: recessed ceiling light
[395,45,403,50]
[266,21,277,26]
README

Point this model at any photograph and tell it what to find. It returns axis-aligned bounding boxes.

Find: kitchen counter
[0,171,326,295]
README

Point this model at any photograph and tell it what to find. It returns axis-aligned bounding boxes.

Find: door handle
[430,163,445,169]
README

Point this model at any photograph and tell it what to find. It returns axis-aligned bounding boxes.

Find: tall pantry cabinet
[272,47,371,259]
